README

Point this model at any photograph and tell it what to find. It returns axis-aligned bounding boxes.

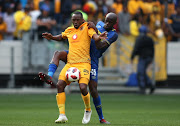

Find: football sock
[81,92,91,111]
[48,63,57,78]
[56,92,66,114]
[93,95,104,120]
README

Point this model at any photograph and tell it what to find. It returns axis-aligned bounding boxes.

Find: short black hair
[73,11,83,18]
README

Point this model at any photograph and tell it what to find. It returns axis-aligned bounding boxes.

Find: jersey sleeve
[106,32,118,45]
[88,28,97,38]
[61,28,70,39]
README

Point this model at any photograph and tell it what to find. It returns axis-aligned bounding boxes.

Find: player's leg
[79,81,92,124]
[55,80,68,123]
[89,80,110,124]
[137,58,146,94]
[55,64,70,123]
[145,57,155,94]
[39,51,67,85]
[48,51,67,78]
[77,63,92,124]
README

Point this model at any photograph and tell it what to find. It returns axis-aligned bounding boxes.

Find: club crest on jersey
[72,34,78,40]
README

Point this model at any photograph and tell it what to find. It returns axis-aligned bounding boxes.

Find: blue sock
[93,95,104,120]
[48,64,57,78]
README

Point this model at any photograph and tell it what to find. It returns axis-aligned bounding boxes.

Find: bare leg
[80,83,92,124]
[55,80,68,123]
[50,51,67,66]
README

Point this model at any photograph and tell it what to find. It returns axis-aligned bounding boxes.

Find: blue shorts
[90,61,98,82]
[65,50,98,82]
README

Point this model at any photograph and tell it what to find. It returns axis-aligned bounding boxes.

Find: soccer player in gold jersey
[41,11,107,124]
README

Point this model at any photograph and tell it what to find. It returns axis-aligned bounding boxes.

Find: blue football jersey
[90,21,118,66]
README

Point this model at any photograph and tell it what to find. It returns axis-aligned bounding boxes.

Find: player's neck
[104,27,112,31]
[74,22,85,29]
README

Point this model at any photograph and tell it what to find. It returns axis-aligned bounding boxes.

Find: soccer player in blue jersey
[39,12,118,124]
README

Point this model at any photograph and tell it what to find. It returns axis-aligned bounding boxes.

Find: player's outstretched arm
[42,32,64,41]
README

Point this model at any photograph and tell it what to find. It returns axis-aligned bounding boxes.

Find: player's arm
[95,32,118,49]
[42,32,66,41]
[95,40,110,49]
[92,32,108,46]
[88,22,110,49]
[87,21,98,34]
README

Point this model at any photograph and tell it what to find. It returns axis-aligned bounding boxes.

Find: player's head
[104,12,117,31]
[72,11,84,29]
[139,25,148,34]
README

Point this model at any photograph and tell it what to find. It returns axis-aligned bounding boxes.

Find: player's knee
[56,80,66,92]
[54,51,61,57]
[79,84,88,95]
[79,84,86,91]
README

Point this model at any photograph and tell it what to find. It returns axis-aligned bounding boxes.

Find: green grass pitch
[0,93,180,126]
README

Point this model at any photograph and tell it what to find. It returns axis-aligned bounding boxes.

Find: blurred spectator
[95,2,107,23]
[14,4,32,40]
[61,0,73,25]
[118,5,130,35]
[147,5,161,32]
[175,0,180,8]
[29,1,41,40]
[3,5,16,40]
[111,0,123,14]
[96,0,108,14]
[0,5,4,17]
[36,8,56,40]
[0,16,7,41]
[141,0,153,14]
[161,0,176,19]
[130,14,143,36]
[72,0,82,11]
[20,0,28,9]
[2,0,16,12]
[94,0,108,22]
[168,6,180,41]
[83,0,97,22]
[54,0,61,24]
[33,0,41,10]
[39,0,54,17]
[128,0,140,15]
[131,25,155,94]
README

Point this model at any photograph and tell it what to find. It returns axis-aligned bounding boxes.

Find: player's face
[104,17,116,31]
[72,14,83,29]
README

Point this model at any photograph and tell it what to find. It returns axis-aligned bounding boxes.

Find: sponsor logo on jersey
[72,34,77,40]
[83,69,89,75]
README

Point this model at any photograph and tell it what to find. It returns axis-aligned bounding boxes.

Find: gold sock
[56,92,66,114]
[81,92,91,111]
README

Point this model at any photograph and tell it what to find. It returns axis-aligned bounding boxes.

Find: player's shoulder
[66,26,74,30]
[63,26,75,33]
[78,22,89,30]
[81,22,88,27]
[96,21,104,28]
[108,30,118,42]
[109,29,118,37]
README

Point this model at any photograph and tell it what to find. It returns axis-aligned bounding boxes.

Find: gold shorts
[59,63,91,85]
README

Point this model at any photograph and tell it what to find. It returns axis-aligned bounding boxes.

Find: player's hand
[42,32,53,40]
[99,31,108,40]
[88,21,98,34]
[87,21,96,29]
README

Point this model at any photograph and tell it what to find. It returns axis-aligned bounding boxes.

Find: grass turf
[0,93,180,126]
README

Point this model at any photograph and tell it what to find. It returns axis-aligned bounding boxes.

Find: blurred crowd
[0,0,180,42]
